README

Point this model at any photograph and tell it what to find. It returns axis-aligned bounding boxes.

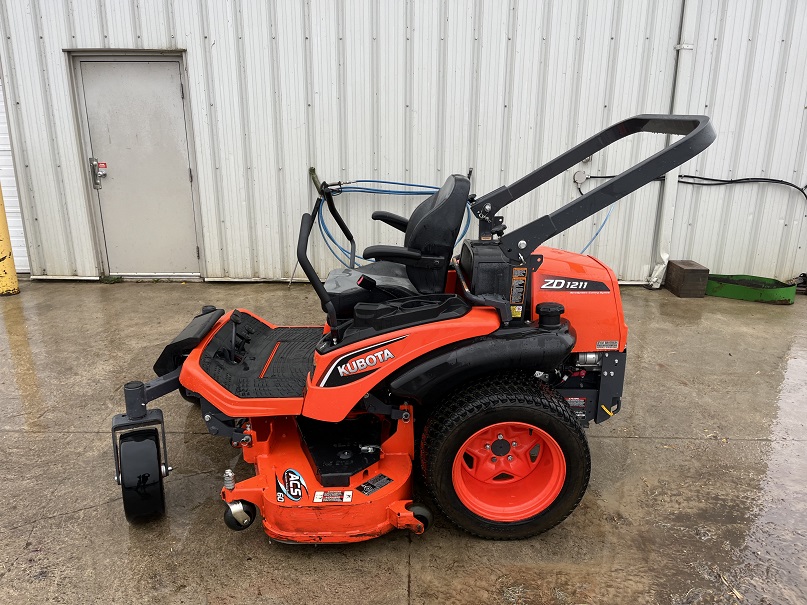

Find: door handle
[89,157,107,189]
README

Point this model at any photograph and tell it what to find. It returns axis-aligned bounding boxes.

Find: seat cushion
[325,261,419,318]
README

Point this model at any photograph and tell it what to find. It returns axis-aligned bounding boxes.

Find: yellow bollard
[0,181,20,296]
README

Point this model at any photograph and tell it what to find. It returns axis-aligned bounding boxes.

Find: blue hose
[580,205,614,254]
[316,181,472,267]
[352,179,439,190]
[338,186,435,196]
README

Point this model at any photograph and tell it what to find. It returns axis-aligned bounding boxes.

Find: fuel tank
[530,247,627,353]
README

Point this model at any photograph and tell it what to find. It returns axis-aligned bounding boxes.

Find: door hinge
[189,167,193,182]
[196,246,200,259]
[180,82,184,99]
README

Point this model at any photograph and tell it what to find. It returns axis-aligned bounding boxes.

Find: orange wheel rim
[451,421,566,522]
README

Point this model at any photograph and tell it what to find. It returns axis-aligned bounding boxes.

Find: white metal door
[80,60,199,276]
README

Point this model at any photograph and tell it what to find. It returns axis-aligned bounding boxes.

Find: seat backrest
[403,174,471,293]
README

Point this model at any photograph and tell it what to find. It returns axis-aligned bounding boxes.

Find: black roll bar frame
[470,114,716,261]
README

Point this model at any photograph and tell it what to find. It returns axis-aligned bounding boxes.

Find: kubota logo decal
[319,335,408,387]
[337,348,395,377]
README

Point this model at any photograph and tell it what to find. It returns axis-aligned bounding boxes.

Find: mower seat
[324,174,471,319]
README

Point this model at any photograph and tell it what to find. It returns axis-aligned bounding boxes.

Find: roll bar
[297,178,359,335]
[471,114,716,261]
[298,201,338,329]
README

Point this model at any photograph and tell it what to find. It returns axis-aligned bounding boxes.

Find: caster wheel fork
[409,504,434,534]
[224,500,257,531]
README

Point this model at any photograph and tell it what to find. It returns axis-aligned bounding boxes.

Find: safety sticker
[313,490,353,503]
[510,305,523,319]
[596,340,619,350]
[357,474,393,496]
[510,268,527,304]
[564,397,587,419]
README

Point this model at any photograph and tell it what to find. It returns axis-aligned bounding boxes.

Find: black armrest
[371,211,409,233]
[363,245,445,269]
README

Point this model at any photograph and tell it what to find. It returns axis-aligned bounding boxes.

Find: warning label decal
[357,474,393,496]
[510,267,527,304]
[313,490,353,503]
[564,396,587,419]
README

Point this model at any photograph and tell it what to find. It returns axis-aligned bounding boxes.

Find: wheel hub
[452,421,566,522]
[490,438,511,456]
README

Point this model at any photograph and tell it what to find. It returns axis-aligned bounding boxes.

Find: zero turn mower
[112,115,714,542]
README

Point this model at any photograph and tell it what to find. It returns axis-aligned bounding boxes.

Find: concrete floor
[0,280,805,604]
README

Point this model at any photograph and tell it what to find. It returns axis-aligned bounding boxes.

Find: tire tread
[420,370,590,539]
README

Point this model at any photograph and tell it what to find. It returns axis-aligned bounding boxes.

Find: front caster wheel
[421,371,590,540]
[224,500,257,531]
[410,504,434,533]
[119,429,166,522]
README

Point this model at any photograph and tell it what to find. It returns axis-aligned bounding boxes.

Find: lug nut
[512,441,518,447]
[507,455,513,461]
[491,457,498,463]
[485,444,491,450]
[498,434,504,440]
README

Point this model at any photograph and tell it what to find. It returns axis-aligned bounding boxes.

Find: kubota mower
[112,115,714,542]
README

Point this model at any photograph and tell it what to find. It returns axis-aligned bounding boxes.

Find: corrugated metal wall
[671,0,807,280]
[0,0,804,281]
[0,79,28,272]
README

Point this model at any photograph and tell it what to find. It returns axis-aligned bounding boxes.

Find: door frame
[68,51,205,278]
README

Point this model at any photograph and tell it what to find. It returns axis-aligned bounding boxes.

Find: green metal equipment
[706,274,797,305]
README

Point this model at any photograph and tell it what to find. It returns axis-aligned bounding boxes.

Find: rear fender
[302,307,502,421]
[386,323,576,405]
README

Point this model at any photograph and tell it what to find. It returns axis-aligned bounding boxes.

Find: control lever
[218,310,244,365]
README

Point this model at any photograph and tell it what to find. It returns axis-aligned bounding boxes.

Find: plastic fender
[303,307,501,422]
[386,324,576,404]
[531,247,627,353]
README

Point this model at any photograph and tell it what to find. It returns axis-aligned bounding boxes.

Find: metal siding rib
[0,79,28,272]
[242,0,279,279]
[273,0,310,277]
[0,0,42,274]
[0,0,804,280]
[138,0,174,49]
[671,0,807,280]
[175,0,225,277]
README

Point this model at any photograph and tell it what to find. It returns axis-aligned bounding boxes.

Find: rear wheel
[119,429,166,522]
[421,371,589,539]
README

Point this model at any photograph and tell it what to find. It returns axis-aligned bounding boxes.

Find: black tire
[223,500,257,531]
[421,371,590,539]
[119,429,166,522]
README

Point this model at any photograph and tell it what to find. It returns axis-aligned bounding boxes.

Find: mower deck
[223,413,423,543]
